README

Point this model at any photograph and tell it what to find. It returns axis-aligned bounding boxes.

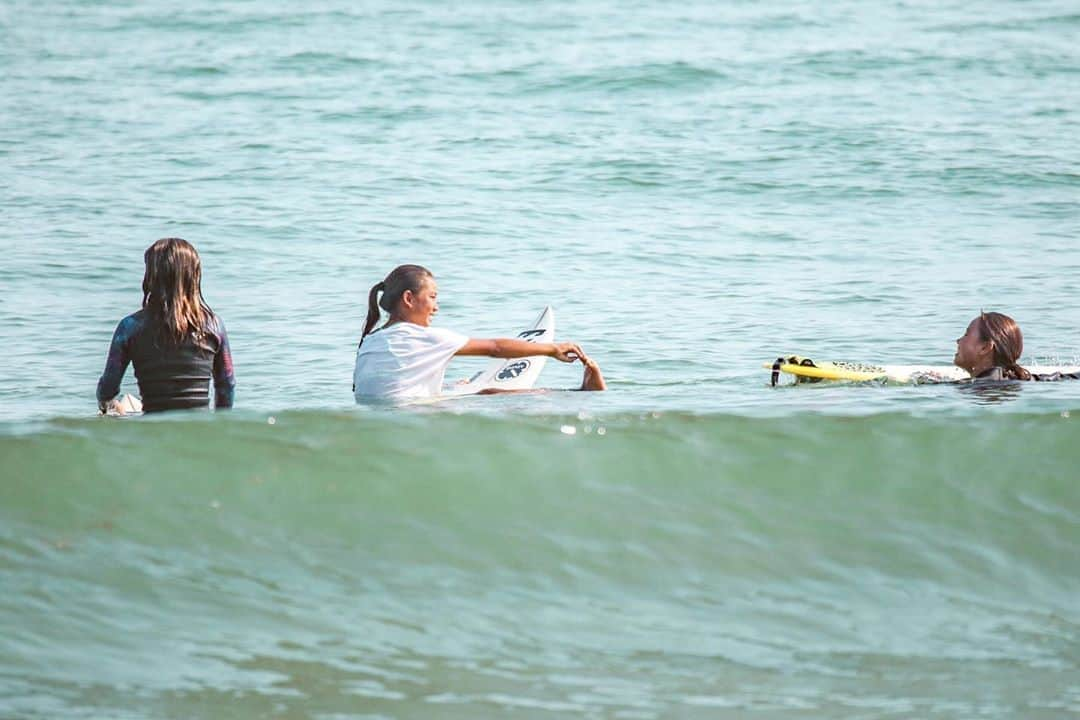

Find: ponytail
[361,281,386,343]
[359,264,433,344]
[1003,361,1031,381]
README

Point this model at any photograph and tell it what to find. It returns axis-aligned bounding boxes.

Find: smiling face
[954,317,992,373]
[400,276,439,327]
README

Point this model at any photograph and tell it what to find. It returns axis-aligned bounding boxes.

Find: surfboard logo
[518,329,545,342]
[496,360,531,381]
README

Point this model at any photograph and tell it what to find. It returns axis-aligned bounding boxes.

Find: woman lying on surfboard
[97,238,236,414]
[955,311,1079,382]
[353,264,605,401]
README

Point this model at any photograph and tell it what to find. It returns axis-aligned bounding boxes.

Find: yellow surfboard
[766,356,971,385]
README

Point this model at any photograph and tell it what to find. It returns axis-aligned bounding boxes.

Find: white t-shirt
[353,322,469,401]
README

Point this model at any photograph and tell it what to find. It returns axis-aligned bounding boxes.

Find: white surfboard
[766,356,970,385]
[439,306,555,397]
[767,355,1080,386]
[100,393,144,416]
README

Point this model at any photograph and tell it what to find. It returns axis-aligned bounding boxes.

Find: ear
[400,289,416,309]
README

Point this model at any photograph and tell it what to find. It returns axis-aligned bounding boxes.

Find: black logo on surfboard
[496,360,531,381]
[518,329,545,342]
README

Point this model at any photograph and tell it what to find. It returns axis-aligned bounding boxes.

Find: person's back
[974,366,1080,382]
[353,321,468,401]
[100,309,232,412]
[97,238,235,414]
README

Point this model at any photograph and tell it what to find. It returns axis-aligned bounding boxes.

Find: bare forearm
[457,338,555,358]
[490,338,554,358]
[457,338,583,363]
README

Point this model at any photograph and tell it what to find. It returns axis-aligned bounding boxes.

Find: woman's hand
[578,352,607,391]
[550,342,584,363]
[99,397,127,416]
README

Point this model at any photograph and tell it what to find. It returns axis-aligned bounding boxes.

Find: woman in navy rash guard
[97,238,235,414]
[954,311,1079,382]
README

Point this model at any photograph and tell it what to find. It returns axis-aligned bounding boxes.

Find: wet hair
[360,264,434,342]
[142,238,214,347]
[976,311,1031,380]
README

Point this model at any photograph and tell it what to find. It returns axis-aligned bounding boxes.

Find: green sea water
[3,411,1080,718]
[2,0,1080,717]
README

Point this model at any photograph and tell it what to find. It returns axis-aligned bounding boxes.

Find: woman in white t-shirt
[353,264,605,401]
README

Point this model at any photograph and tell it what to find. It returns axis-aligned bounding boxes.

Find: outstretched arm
[456,338,584,363]
[459,339,606,392]
[97,317,135,413]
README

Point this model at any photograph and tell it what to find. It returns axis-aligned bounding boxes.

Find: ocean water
[2,0,1079,717]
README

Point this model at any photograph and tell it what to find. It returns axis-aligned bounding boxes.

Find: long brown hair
[977,311,1031,380]
[360,264,433,342]
[142,238,214,346]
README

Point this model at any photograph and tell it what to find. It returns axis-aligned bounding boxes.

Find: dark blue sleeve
[96,315,138,409]
[212,316,236,409]
[1032,371,1080,382]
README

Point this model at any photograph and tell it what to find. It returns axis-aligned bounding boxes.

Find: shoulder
[422,324,467,341]
[365,323,467,353]
[204,311,227,335]
[364,323,467,346]
[384,323,465,341]
[357,325,392,352]
[415,323,469,349]
[1031,371,1080,382]
[115,310,147,339]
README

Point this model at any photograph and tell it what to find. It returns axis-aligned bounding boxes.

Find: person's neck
[385,314,420,328]
[969,359,995,377]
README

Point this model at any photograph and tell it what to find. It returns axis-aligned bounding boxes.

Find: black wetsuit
[96,309,236,412]
[975,367,1080,382]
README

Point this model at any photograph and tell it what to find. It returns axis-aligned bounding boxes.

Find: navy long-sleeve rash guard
[97,309,235,412]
